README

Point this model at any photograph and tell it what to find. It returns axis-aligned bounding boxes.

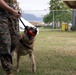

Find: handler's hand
[12,10,21,18]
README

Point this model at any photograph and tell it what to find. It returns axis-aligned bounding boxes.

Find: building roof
[30,21,45,26]
[63,0,76,8]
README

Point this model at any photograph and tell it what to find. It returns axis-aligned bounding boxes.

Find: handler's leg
[0,54,13,75]
[0,17,14,75]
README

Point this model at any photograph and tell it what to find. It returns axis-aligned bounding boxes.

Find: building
[63,0,76,30]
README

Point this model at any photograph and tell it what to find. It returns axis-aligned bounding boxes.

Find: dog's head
[24,26,37,39]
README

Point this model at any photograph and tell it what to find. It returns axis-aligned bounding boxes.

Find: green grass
[1,29,76,75]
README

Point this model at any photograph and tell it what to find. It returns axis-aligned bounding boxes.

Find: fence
[21,10,72,31]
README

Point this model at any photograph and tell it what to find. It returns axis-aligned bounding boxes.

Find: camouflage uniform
[0,0,20,74]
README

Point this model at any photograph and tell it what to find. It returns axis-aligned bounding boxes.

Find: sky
[17,0,50,10]
[17,0,50,17]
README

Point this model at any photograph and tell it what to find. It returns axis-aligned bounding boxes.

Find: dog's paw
[32,67,36,73]
[32,70,36,73]
[17,69,20,73]
[6,72,15,75]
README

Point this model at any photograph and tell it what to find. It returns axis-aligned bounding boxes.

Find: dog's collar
[19,39,32,49]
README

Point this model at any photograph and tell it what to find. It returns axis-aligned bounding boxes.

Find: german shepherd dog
[16,26,37,73]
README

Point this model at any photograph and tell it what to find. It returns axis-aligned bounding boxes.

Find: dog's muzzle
[26,27,37,39]
[28,30,36,37]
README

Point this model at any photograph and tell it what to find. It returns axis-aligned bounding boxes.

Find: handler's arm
[0,0,21,18]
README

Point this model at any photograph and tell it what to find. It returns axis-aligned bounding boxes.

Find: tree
[49,0,69,10]
[43,0,72,24]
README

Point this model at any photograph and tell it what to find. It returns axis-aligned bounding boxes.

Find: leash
[18,12,28,29]
[19,18,27,29]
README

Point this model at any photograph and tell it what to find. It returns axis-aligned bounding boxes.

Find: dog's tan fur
[16,30,36,73]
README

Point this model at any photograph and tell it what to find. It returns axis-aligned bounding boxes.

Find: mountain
[22,13,43,22]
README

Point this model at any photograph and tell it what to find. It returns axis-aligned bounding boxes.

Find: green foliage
[43,14,52,23]
[49,0,69,10]
[43,0,72,23]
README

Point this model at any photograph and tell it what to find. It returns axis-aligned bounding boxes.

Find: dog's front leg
[16,54,21,72]
[29,52,36,73]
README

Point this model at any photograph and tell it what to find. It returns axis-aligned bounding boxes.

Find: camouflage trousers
[0,13,20,74]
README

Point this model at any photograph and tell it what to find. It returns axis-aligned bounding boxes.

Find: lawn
[1,28,76,75]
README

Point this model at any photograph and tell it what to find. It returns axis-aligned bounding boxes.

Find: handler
[0,0,21,75]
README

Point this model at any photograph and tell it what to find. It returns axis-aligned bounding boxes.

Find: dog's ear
[35,27,37,35]
[24,26,29,32]
[25,26,29,29]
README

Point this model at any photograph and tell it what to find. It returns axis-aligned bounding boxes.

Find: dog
[16,26,37,73]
